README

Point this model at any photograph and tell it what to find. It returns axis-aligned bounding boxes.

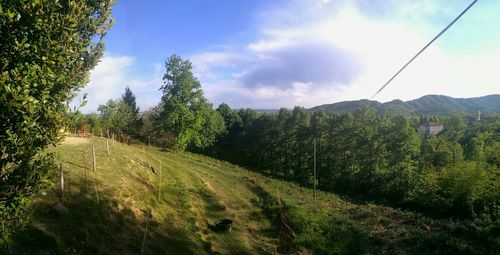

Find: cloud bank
[189,0,500,109]
[76,54,163,113]
[240,41,362,89]
[79,0,500,111]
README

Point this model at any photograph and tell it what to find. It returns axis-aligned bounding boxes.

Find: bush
[0,0,114,244]
[410,162,497,220]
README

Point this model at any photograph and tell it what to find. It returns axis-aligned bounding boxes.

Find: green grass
[6,136,498,254]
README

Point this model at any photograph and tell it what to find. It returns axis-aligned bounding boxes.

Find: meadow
[7,136,496,254]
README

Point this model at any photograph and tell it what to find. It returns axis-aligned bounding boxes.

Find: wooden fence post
[93,177,100,205]
[60,162,64,203]
[106,139,110,157]
[140,215,150,255]
[83,153,88,192]
[158,160,162,200]
[92,146,96,172]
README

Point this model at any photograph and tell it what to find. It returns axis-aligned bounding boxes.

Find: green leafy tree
[443,115,466,164]
[66,93,89,133]
[311,110,328,186]
[275,108,292,177]
[216,103,242,136]
[98,99,134,136]
[290,107,312,185]
[382,116,421,202]
[157,55,224,150]
[0,0,114,243]
[206,103,242,159]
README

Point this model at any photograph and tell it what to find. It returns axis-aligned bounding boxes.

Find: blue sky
[79,0,500,112]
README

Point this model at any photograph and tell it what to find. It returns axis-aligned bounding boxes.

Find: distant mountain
[310,94,500,115]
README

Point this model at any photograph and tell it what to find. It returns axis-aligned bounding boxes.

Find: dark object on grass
[151,166,158,175]
[215,219,233,232]
[51,202,68,215]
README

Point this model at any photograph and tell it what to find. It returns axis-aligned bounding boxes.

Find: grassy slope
[8,137,496,254]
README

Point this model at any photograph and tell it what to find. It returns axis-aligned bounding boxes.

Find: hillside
[8,137,496,254]
[310,94,500,115]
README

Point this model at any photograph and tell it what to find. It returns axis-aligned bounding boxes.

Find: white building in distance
[428,122,444,135]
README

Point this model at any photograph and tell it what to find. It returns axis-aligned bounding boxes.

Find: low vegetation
[202,106,500,223]
[4,137,498,254]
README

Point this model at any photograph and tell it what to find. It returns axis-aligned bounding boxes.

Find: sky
[77,0,500,113]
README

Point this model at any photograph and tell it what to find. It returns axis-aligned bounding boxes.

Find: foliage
[121,86,142,138]
[156,55,225,150]
[121,86,139,116]
[205,105,500,221]
[0,0,114,244]
[97,99,135,137]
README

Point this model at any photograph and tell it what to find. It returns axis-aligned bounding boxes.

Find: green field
[8,137,495,254]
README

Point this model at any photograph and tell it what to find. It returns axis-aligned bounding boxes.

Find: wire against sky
[371,0,479,99]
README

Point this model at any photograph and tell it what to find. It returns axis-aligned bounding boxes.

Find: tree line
[70,55,499,222]
[202,106,500,221]
[68,55,225,150]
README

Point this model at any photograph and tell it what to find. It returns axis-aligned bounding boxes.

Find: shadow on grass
[244,177,498,255]
[6,176,201,255]
[244,176,379,254]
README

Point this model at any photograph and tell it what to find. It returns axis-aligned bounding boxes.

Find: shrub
[0,0,114,244]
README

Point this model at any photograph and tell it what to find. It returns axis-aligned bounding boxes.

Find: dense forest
[203,106,500,220]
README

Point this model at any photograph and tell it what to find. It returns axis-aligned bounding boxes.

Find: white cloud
[190,0,500,109]
[78,1,498,111]
[75,53,163,113]
[190,51,249,81]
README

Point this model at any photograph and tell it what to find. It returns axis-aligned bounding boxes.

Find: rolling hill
[310,94,500,115]
[7,137,496,254]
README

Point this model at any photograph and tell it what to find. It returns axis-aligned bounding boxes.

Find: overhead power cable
[371,0,479,99]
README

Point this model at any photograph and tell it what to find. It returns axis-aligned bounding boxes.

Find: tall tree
[443,115,466,164]
[121,86,142,138]
[157,55,224,150]
[216,103,242,136]
[382,116,421,202]
[276,108,292,177]
[290,107,312,185]
[122,86,139,116]
[312,110,328,186]
[0,0,114,243]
